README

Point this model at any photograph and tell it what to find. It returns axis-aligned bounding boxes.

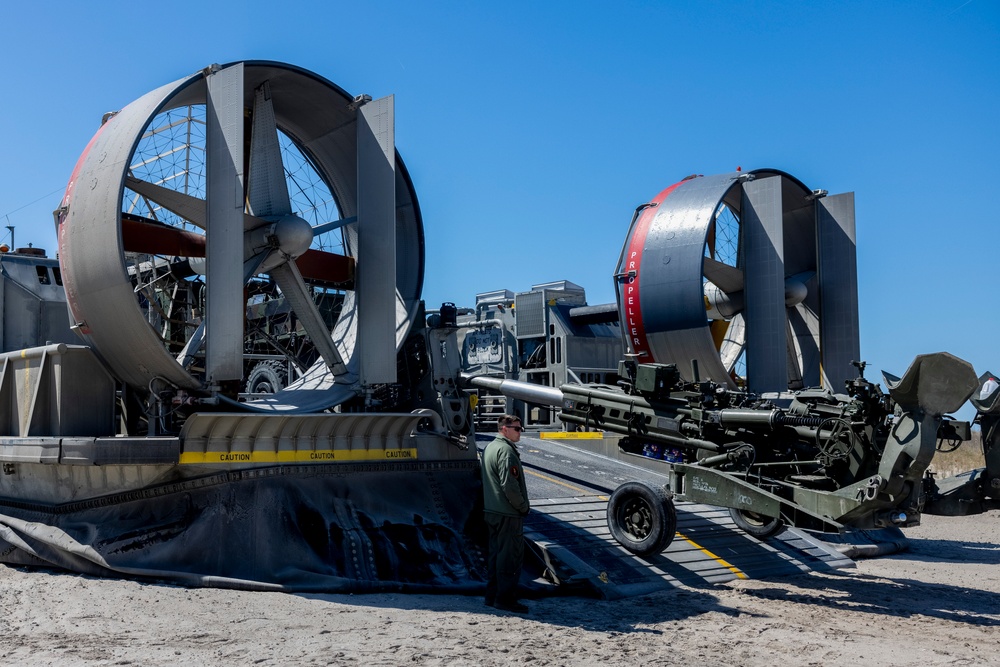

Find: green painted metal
[470,351,993,534]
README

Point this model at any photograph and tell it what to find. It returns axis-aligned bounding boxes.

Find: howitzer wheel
[729,508,783,539]
[607,481,677,556]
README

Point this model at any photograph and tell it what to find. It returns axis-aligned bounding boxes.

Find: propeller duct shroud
[615,169,859,394]
[56,61,424,412]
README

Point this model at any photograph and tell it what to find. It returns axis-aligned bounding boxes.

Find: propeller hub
[784,278,808,307]
[272,214,313,259]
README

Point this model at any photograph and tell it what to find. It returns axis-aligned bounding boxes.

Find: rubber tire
[245,360,288,395]
[729,508,783,539]
[606,482,677,556]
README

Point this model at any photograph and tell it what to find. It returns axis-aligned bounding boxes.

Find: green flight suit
[481,434,529,605]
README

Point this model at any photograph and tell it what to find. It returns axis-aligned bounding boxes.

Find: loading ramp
[525,495,854,599]
[503,434,865,599]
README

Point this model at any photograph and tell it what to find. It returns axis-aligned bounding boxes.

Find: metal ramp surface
[525,495,855,599]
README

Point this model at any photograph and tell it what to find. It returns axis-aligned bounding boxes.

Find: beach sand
[1,511,998,666]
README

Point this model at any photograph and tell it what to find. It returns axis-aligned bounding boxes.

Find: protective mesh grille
[515,291,545,339]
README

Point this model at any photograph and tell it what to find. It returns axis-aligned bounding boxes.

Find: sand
[1,511,998,666]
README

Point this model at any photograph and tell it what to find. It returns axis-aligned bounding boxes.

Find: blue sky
[1,1,997,419]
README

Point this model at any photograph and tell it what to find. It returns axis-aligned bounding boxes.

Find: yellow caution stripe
[538,432,603,440]
[676,531,747,579]
[179,448,419,465]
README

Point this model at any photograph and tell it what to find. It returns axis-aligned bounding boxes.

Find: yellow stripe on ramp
[676,531,747,579]
[524,470,746,578]
[538,432,603,440]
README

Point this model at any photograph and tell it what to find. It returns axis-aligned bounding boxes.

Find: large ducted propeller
[58,62,424,411]
[616,170,860,394]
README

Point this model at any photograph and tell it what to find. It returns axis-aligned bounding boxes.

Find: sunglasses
[504,425,523,432]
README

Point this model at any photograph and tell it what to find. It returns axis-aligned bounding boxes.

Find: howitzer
[464,352,1000,555]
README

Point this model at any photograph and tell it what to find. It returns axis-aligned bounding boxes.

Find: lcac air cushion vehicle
[0,62,483,592]
[466,170,998,555]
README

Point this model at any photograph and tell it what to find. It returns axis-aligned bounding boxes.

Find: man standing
[481,414,530,613]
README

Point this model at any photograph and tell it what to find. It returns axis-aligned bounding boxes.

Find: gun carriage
[466,354,998,555]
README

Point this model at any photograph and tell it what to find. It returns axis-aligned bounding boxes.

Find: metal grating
[514,290,546,339]
[525,495,854,599]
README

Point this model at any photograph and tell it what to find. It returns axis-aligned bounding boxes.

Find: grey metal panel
[61,436,180,466]
[59,70,207,391]
[0,256,72,352]
[787,300,821,388]
[0,438,60,463]
[3,281,39,351]
[817,193,860,390]
[635,173,742,386]
[778,184,816,277]
[565,337,621,373]
[742,176,788,393]
[514,290,545,339]
[205,63,246,384]
[58,437,98,465]
[640,174,737,334]
[0,344,116,437]
[94,437,181,465]
[357,95,397,384]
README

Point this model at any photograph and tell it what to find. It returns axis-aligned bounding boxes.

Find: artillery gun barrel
[461,374,565,407]
[462,374,723,451]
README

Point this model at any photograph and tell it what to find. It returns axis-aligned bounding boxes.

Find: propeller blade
[125,176,278,233]
[176,320,207,371]
[703,256,744,294]
[125,176,208,229]
[356,95,397,384]
[816,192,860,391]
[719,312,746,373]
[121,216,353,287]
[270,261,347,375]
[741,175,788,393]
[295,249,355,286]
[243,250,272,283]
[247,82,293,220]
[121,213,206,257]
[204,62,246,385]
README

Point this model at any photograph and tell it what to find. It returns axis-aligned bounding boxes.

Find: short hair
[497,414,521,430]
